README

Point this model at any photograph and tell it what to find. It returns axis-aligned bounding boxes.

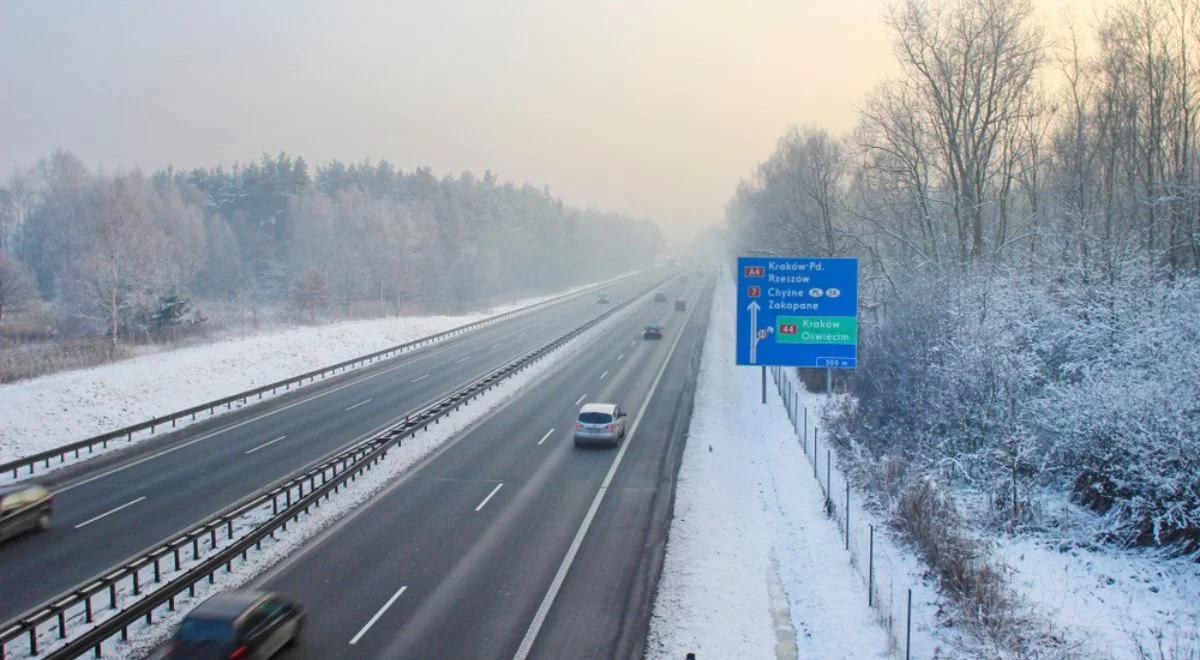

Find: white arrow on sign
[747,300,773,364]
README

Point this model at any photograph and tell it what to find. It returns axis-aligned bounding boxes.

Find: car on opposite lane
[0,483,53,542]
[162,590,304,659]
[574,403,627,448]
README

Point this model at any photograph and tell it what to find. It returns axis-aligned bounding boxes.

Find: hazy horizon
[1,0,1092,251]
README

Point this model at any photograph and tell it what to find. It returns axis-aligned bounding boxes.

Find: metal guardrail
[0,273,642,481]
[0,276,663,660]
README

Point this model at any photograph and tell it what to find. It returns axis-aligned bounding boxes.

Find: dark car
[674,299,687,311]
[0,483,53,542]
[654,291,667,302]
[643,324,663,339]
[165,591,304,659]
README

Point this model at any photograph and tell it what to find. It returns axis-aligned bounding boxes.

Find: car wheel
[36,510,51,531]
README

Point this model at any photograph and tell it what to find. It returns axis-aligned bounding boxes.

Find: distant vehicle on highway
[164,590,304,659]
[597,293,610,304]
[0,483,52,542]
[643,324,663,339]
[654,291,667,302]
[574,403,627,448]
[674,299,687,311]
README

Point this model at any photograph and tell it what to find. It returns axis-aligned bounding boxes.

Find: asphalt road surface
[255,273,713,659]
[0,272,668,624]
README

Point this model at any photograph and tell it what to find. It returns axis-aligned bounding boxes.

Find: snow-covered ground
[647,276,898,659]
[0,281,606,465]
[998,533,1200,658]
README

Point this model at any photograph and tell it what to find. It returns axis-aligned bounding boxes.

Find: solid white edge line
[537,428,555,445]
[244,435,287,455]
[474,483,504,512]
[411,374,430,383]
[348,585,409,645]
[345,398,373,412]
[574,394,587,405]
[74,496,148,529]
[512,281,704,660]
[600,370,608,380]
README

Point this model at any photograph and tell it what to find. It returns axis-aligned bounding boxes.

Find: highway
[0,273,667,624]
[255,273,713,659]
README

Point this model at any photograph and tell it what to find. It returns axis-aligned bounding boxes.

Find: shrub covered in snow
[827,266,1200,553]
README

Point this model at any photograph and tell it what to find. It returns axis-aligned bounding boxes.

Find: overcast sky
[1,0,1092,250]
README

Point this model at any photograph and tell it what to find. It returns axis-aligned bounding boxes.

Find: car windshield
[578,412,612,424]
[176,618,236,645]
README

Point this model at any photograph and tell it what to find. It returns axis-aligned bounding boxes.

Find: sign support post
[761,366,767,404]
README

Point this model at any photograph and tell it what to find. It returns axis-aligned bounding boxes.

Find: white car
[573,403,627,447]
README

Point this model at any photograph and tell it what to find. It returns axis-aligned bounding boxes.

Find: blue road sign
[736,257,858,368]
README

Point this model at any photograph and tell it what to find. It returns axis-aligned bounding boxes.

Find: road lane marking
[474,483,504,512]
[411,373,430,383]
[537,428,555,445]
[456,355,472,363]
[600,370,608,380]
[574,393,587,405]
[345,399,372,412]
[75,496,147,529]
[349,585,408,645]
[617,353,624,361]
[245,435,287,455]
[514,279,704,660]
[630,340,637,347]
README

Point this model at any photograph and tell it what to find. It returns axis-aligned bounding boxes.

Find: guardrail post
[132,569,140,596]
[58,608,66,638]
[28,628,36,655]
[85,593,94,623]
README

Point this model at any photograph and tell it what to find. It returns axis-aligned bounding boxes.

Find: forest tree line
[0,151,662,343]
[727,0,1200,562]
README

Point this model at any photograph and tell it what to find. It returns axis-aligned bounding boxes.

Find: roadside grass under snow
[0,281,603,466]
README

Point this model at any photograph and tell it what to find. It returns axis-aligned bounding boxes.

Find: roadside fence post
[813,428,819,479]
[868,525,875,607]
[803,408,808,453]
[825,450,831,508]
[906,588,912,660]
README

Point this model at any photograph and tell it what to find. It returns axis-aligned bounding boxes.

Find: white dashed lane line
[345,399,372,412]
[75,496,147,529]
[245,435,287,455]
[574,393,587,406]
[475,483,504,512]
[538,428,555,445]
[411,374,429,383]
[349,585,408,645]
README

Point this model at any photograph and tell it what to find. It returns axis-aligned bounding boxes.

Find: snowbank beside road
[0,283,598,463]
[646,277,890,659]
